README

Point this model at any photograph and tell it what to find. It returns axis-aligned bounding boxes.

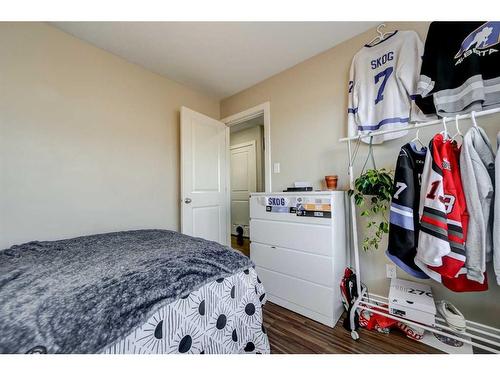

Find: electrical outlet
[386,263,397,279]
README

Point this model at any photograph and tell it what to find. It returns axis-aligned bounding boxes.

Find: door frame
[221,102,271,245]
[221,101,272,192]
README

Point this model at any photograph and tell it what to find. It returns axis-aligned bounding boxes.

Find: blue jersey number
[374,66,393,104]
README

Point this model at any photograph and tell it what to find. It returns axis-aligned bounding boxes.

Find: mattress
[102,268,270,354]
[0,230,270,354]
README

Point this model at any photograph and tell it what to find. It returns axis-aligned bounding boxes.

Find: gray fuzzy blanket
[0,229,252,354]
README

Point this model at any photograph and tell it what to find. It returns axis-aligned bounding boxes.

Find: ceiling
[52,22,379,99]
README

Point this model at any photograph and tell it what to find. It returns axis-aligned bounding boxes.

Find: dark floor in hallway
[231,235,250,257]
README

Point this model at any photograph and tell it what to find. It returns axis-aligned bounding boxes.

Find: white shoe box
[389,278,436,326]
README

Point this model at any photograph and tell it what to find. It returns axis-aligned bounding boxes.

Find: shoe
[436,300,466,332]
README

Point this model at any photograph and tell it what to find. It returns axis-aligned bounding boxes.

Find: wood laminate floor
[231,235,250,257]
[262,302,442,354]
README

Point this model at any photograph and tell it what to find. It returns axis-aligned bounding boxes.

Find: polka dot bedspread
[101,268,270,354]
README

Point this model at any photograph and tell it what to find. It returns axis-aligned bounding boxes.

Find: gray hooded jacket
[459,126,495,284]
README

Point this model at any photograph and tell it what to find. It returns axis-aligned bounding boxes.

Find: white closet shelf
[358,292,500,353]
[339,107,500,143]
[339,106,500,353]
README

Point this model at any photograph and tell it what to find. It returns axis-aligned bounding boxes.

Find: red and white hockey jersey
[415,134,488,292]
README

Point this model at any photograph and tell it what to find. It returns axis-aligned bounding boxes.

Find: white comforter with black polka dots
[101,268,270,354]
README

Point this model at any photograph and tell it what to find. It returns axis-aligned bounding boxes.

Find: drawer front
[249,195,334,225]
[256,267,334,318]
[250,219,332,256]
[251,242,333,287]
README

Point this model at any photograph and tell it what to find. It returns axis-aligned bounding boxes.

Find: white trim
[390,205,413,217]
[221,101,272,193]
[222,102,272,247]
[230,140,256,150]
[225,126,230,246]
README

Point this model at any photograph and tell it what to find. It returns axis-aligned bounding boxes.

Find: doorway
[229,117,265,255]
[222,102,271,256]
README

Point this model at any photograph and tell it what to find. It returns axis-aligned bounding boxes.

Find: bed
[0,229,269,354]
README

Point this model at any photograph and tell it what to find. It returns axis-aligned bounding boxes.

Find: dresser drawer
[250,242,333,287]
[249,194,335,225]
[250,219,332,256]
[255,266,334,318]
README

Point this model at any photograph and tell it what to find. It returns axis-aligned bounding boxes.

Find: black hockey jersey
[416,22,500,116]
[386,142,429,279]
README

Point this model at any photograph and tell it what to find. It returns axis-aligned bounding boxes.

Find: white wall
[0,22,219,249]
[221,22,500,327]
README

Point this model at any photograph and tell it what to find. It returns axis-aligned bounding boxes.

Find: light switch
[273,162,280,174]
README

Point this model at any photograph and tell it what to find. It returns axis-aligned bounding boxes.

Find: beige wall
[221,22,500,327]
[230,125,265,192]
[0,22,219,249]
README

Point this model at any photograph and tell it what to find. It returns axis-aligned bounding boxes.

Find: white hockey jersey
[348,30,424,144]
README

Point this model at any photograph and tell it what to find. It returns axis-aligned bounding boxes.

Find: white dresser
[249,191,348,327]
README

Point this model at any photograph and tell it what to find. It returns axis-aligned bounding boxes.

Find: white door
[230,141,257,236]
[181,106,228,245]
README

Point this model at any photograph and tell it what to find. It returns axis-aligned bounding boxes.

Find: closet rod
[339,107,500,143]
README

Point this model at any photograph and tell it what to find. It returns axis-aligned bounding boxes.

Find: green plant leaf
[351,167,393,251]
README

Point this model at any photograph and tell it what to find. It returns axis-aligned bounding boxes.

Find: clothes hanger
[451,114,463,144]
[440,117,450,141]
[471,111,479,129]
[411,128,426,150]
[366,24,394,46]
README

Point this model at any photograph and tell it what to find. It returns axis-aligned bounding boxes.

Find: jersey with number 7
[386,142,428,279]
[347,30,425,144]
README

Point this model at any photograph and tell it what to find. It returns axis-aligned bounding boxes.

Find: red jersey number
[426,180,455,214]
